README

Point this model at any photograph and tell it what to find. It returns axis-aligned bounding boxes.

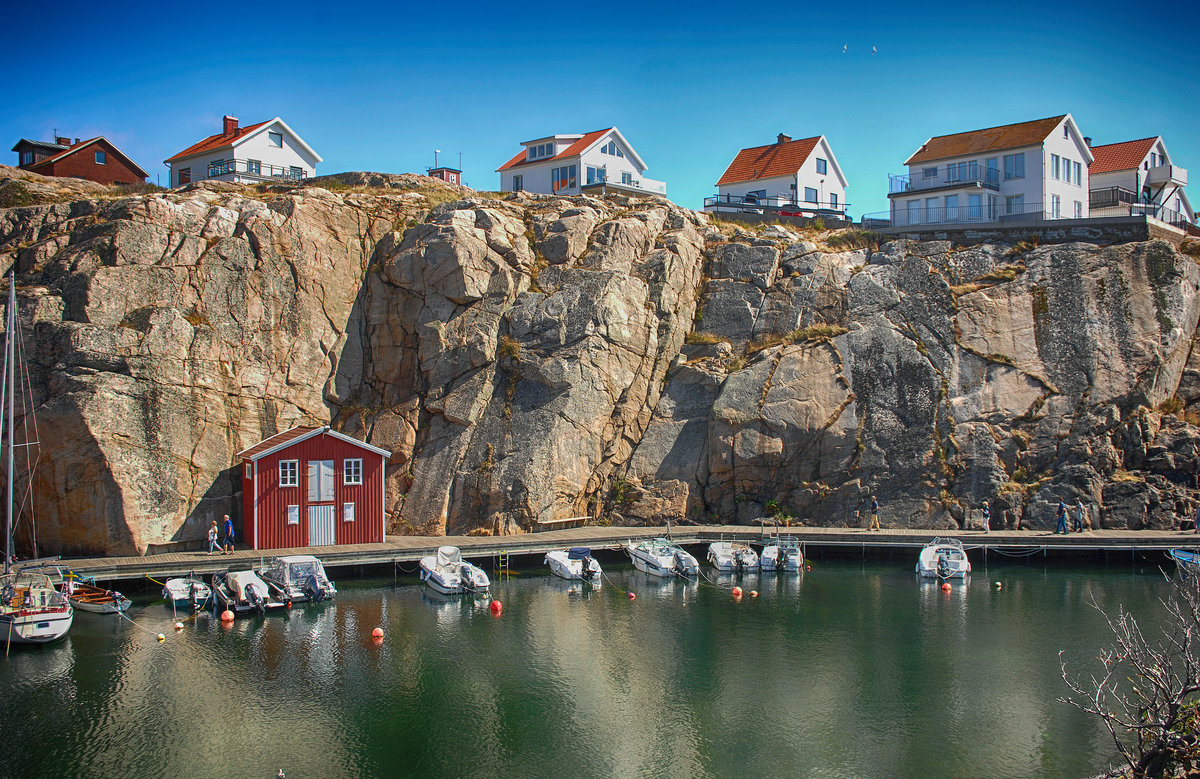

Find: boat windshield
[288,561,321,580]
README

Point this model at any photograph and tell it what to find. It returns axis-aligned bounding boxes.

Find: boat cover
[436,547,463,567]
[568,548,592,560]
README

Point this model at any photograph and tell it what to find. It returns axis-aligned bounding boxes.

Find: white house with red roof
[164,115,321,188]
[1089,137,1191,226]
[496,127,665,197]
[883,114,1093,228]
[705,133,847,216]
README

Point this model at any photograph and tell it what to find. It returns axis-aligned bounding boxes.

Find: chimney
[73,138,80,145]
[777,133,791,144]
[1084,136,1092,147]
[223,115,239,135]
[56,136,70,146]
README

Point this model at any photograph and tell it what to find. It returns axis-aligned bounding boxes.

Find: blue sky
[7,0,1197,217]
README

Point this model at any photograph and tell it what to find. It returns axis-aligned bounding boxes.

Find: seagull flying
[842,44,847,54]
[872,46,877,55]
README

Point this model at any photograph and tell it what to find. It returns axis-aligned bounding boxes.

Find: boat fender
[372,627,384,638]
[220,610,235,622]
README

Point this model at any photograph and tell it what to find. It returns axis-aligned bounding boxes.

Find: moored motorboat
[65,577,131,614]
[625,538,699,578]
[916,538,971,579]
[163,574,212,612]
[211,570,287,616]
[258,555,337,602]
[420,546,490,594]
[707,541,759,573]
[545,548,602,581]
[1169,549,1200,577]
[760,536,804,572]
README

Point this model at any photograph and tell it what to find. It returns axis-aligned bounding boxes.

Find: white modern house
[1089,137,1192,226]
[883,115,1094,228]
[496,127,665,197]
[164,116,321,188]
[705,134,847,216]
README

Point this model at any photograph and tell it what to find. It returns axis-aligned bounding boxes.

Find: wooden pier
[51,525,1200,584]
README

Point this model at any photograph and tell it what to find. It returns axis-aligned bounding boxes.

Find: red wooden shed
[236,426,391,551]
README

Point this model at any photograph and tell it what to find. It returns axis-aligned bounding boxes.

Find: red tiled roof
[496,128,610,171]
[1089,138,1157,174]
[237,426,318,460]
[905,115,1067,165]
[165,120,269,163]
[28,136,150,178]
[715,136,821,186]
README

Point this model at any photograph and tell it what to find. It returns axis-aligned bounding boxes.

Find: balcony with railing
[888,165,1000,195]
[204,159,308,182]
[864,200,1194,231]
[1147,163,1188,188]
[1089,186,1137,210]
[703,193,847,216]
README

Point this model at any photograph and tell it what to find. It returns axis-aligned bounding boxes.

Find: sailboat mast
[4,274,14,575]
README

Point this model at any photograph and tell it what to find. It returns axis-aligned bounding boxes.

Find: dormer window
[528,142,554,160]
[600,141,624,158]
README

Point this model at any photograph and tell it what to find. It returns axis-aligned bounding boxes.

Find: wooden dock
[49,525,1200,584]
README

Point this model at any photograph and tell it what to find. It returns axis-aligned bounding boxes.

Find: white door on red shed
[308,460,334,502]
[308,505,335,546]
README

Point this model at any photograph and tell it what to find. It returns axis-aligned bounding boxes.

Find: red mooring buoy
[489,600,503,616]
[372,627,384,639]
[220,610,235,622]
[941,582,952,592]
[627,591,636,601]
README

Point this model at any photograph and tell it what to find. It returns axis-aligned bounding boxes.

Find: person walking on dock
[869,496,881,531]
[206,520,219,555]
[1055,501,1068,534]
[222,514,235,555]
[981,501,990,534]
[1073,500,1086,533]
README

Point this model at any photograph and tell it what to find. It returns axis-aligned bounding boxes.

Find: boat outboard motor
[305,574,324,602]
[777,547,787,570]
[245,582,265,614]
[937,554,950,579]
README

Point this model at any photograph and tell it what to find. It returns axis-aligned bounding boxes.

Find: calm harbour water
[0,558,1176,778]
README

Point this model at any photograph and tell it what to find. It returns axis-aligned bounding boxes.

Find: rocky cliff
[3,165,1199,555]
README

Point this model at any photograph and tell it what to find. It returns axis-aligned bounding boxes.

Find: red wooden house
[13,136,148,185]
[237,426,391,550]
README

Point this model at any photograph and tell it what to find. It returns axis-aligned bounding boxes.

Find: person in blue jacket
[222,514,235,554]
[1055,501,1068,535]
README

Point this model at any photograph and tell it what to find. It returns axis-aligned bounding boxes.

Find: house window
[586,165,605,185]
[1074,200,1083,218]
[269,131,283,147]
[1073,161,1082,185]
[178,168,191,185]
[1003,153,1024,180]
[1051,155,1060,180]
[601,141,624,158]
[551,165,577,192]
[289,166,302,180]
[1051,194,1061,218]
[344,503,355,523]
[985,158,999,184]
[287,505,299,525]
[279,460,298,487]
[308,460,335,502]
[944,194,960,221]
[830,193,838,208]
[344,458,363,485]
[907,200,920,225]
[95,151,106,165]
[244,463,251,479]
[968,194,982,219]
[987,195,998,220]
[746,190,766,202]
[816,158,827,174]
[247,159,261,175]
[1006,194,1024,214]
[1063,125,1069,139]
[20,151,33,166]
[923,167,937,179]
[621,171,633,185]
[512,175,523,192]
[925,197,939,222]
[804,187,818,203]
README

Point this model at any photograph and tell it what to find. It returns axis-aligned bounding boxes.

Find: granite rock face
[3,173,1200,554]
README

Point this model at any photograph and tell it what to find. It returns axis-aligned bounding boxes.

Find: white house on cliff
[705,133,847,216]
[885,115,1093,227]
[1089,136,1192,226]
[164,116,321,188]
[496,127,665,197]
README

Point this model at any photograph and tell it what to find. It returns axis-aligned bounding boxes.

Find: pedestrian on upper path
[1055,500,1068,535]
[223,514,235,555]
[869,496,881,531]
[206,520,219,555]
[1074,500,1086,533]
[982,501,990,534]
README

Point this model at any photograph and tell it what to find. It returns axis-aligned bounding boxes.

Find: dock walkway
[52,525,1200,584]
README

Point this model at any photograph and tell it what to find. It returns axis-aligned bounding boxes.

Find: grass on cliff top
[823,229,889,251]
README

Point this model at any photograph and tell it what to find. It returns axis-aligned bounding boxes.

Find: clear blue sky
[7,0,1196,217]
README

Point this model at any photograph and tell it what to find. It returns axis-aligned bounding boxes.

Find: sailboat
[0,274,73,645]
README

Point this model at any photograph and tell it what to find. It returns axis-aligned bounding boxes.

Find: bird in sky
[872,45,878,54]
[842,44,847,54]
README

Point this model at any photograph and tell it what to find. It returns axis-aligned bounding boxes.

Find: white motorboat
[625,538,700,578]
[419,546,490,594]
[258,555,337,602]
[760,536,805,572]
[211,570,288,616]
[545,547,602,581]
[916,538,972,579]
[162,575,212,612]
[0,278,72,644]
[65,578,132,614]
[707,541,759,573]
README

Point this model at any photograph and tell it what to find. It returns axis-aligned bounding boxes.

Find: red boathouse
[237,426,391,551]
